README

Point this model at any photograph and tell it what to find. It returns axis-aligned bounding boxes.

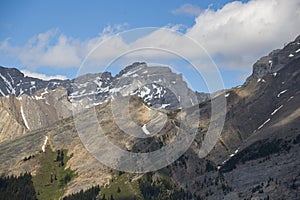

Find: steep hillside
[0,95,189,198]
[163,36,300,199]
[0,87,73,142]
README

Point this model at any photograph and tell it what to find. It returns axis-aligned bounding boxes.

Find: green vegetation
[63,185,100,200]
[138,173,198,200]
[32,147,76,200]
[100,172,143,200]
[64,171,199,200]
[0,172,37,200]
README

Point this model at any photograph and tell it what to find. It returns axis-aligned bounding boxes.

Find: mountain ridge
[0,35,300,199]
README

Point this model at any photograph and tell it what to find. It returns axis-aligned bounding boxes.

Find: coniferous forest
[62,185,101,200]
[0,173,37,200]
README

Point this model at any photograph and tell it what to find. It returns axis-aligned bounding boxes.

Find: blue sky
[0,0,242,42]
[0,0,300,92]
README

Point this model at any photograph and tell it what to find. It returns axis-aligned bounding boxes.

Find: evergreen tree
[0,173,37,200]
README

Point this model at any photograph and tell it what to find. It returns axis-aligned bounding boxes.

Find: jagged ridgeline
[0,35,300,199]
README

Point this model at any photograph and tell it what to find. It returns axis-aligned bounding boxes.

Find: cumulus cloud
[21,70,67,80]
[1,0,300,73]
[0,24,129,70]
[0,29,82,68]
[186,0,300,69]
[171,4,202,16]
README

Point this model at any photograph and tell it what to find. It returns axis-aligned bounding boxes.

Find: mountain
[171,36,300,199]
[0,62,209,142]
[0,35,299,199]
[0,62,209,109]
[247,35,300,82]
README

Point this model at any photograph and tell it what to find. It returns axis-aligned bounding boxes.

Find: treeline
[0,172,37,200]
[138,173,201,200]
[63,185,100,200]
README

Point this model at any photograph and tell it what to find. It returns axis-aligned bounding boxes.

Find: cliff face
[247,35,300,82]
[0,96,26,142]
[0,87,72,142]
[0,62,208,142]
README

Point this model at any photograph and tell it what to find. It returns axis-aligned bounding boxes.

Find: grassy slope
[32,146,75,200]
[101,173,143,200]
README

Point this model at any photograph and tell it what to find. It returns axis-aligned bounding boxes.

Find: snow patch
[225,93,230,98]
[288,54,294,57]
[0,89,5,96]
[7,73,14,84]
[0,73,16,95]
[142,124,151,135]
[42,136,48,152]
[190,98,194,104]
[93,79,103,87]
[34,89,48,100]
[258,118,270,130]
[122,68,142,77]
[271,105,283,116]
[19,88,24,96]
[34,95,44,100]
[21,106,30,130]
[222,158,230,165]
[160,104,170,109]
[273,72,277,77]
[277,90,287,97]
[140,86,151,98]
[296,49,300,53]
[41,88,49,96]
[288,96,294,101]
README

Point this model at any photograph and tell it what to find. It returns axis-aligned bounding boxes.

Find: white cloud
[171,4,202,16]
[0,0,300,74]
[21,70,67,80]
[0,24,129,70]
[0,29,83,69]
[186,0,300,69]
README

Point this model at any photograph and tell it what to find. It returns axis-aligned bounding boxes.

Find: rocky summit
[0,35,299,199]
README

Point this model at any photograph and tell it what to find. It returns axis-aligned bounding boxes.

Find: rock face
[247,35,300,81]
[0,96,27,142]
[0,62,208,142]
[0,87,73,142]
[174,35,300,199]
[0,66,71,97]
[0,62,209,110]
[0,35,300,199]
